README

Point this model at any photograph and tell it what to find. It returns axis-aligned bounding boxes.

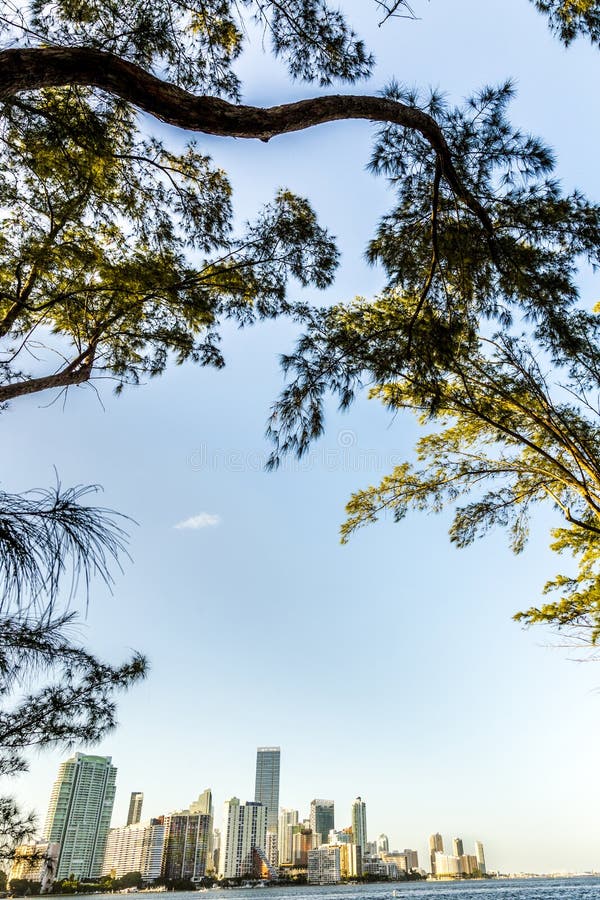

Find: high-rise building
[43,753,117,880]
[307,845,341,884]
[277,809,298,866]
[162,813,212,882]
[376,834,389,855]
[453,837,464,858]
[291,827,318,867]
[189,789,213,818]
[475,841,486,875]
[434,851,461,877]
[428,833,443,875]
[126,792,144,827]
[219,799,267,879]
[351,797,367,854]
[102,821,166,881]
[309,800,334,845]
[254,748,280,834]
[403,849,419,870]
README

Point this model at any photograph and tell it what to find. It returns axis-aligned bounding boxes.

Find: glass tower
[309,799,334,845]
[126,792,144,826]
[254,747,280,832]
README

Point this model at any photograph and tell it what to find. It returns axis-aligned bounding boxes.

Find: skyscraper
[44,753,117,879]
[162,813,212,882]
[277,809,299,866]
[475,841,486,875]
[453,837,464,858]
[376,834,389,855]
[126,792,144,826]
[309,800,334,845]
[428,833,443,875]
[351,797,367,853]
[189,789,213,817]
[254,747,280,833]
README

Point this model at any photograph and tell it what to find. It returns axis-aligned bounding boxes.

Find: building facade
[254,748,280,834]
[162,813,212,882]
[9,842,60,892]
[277,809,298,866]
[126,793,144,827]
[43,753,117,880]
[350,797,367,854]
[309,800,334,845]
[428,833,443,875]
[219,798,267,879]
[307,845,341,884]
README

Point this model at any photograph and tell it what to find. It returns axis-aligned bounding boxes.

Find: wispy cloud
[174,512,221,531]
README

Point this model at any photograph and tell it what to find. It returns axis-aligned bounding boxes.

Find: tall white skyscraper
[475,841,486,875]
[254,747,280,834]
[44,753,117,879]
[219,798,267,878]
[429,833,443,874]
[376,834,389,855]
[277,809,299,866]
[351,797,367,853]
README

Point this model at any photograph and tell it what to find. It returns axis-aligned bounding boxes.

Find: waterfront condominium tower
[126,792,144,826]
[351,797,367,853]
[43,753,117,879]
[219,798,267,878]
[452,837,464,858]
[254,747,280,833]
[309,799,334,845]
[475,841,486,875]
[428,833,443,875]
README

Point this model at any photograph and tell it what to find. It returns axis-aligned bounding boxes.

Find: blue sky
[6,0,600,876]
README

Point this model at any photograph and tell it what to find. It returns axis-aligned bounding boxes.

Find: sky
[5,0,600,877]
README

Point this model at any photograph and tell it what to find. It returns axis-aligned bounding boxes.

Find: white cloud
[174,512,221,530]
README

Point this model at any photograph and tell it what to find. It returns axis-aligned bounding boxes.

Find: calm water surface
[90,881,600,900]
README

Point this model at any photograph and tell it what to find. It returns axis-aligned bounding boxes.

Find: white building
[219,798,267,878]
[350,797,367,854]
[9,842,59,893]
[277,810,298,865]
[307,845,341,884]
[102,821,166,881]
[475,841,486,875]
[376,834,389,855]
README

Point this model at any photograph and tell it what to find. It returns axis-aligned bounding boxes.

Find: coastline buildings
[126,793,144,827]
[43,753,117,880]
[309,799,334,845]
[351,797,367,854]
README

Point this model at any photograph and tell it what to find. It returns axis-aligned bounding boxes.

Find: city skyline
[7,0,600,876]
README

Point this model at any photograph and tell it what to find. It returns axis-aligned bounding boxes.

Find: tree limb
[0,47,494,234]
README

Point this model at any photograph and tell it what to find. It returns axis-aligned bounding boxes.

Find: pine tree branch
[0,47,494,235]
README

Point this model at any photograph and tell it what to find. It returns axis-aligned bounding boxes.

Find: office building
[475,841,486,875]
[219,798,267,879]
[126,793,144,827]
[277,809,299,866]
[351,797,367,854]
[428,833,443,874]
[254,748,280,834]
[453,837,464,858]
[162,813,212,882]
[43,753,117,879]
[309,799,334,845]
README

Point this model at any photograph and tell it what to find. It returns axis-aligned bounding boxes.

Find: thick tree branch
[0,47,494,234]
